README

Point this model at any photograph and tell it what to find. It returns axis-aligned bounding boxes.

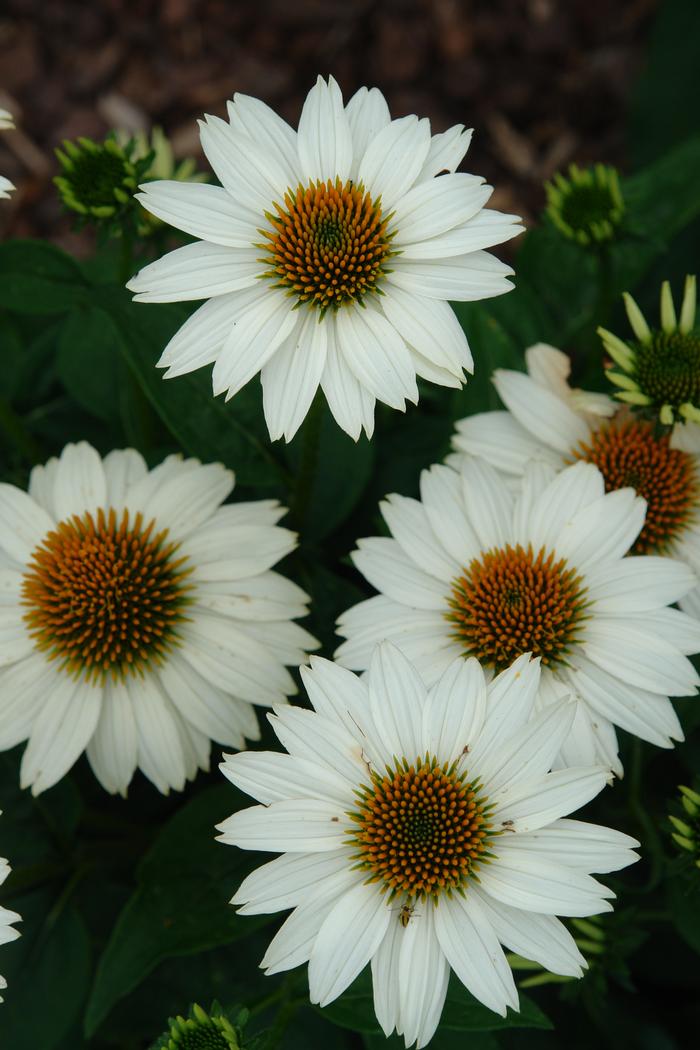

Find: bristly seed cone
[260,178,392,313]
[571,418,699,554]
[21,507,192,681]
[349,756,492,901]
[448,543,589,670]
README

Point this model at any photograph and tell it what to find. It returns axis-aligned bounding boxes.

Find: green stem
[289,392,324,528]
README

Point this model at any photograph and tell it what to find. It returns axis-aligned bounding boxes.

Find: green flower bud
[669,784,700,868]
[53,134,148,230]
[545,163,624,247]
[151,1003,242,1050]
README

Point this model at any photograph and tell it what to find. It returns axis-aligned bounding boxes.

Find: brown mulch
[0,0,658,249]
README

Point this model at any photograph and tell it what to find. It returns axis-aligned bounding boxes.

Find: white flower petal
[493,368,590,453]
[470,886,586,977]
[492,767,607,834]
[351,537,450,610]
[261,308,328,441]
[585,557,697,613]
[221,749,350,806]
[381,287,473,373]
[459,457,514,550]
[417,125,472,182]
[453,411,557,476]
[380,494,459,581]
[398,905,450,1048]
[127,241,261,303]
[232,850,352,913]
[269,704,372,786]
[21,675,102,795]
[473,701,577,795]
[157,293,240,378]
[217,798,348,852]
[476,848,614,916]
[335,300,418,410]
[523,462,605,552]
[126,673,188,794]
[502,818,639,874]
[554,489,646,572]
[135,181,259,247]
[212,286,300,399]
[321,319,376,441]
[387,251,514,302]
[51,442,108,521]
[0,654,54,748]
[391,173,492,245]
[297,75,353,183]
[434,892,518,1017]
[371,915,403,1039]
[419,463,481,566]
[86,678,138,797]
[102,449,148,512]
[308,880,391,1006]
[358,116,431,210]
[423,657,487,765]
[199,115,293,211]
[399,209,523,259]
[368,642,427,761]
[345,86,391,179]
[582,619,699,696]
[227,93,302,183]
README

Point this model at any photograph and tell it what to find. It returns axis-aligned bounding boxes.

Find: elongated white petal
[476,849,614,916]
[387,251,514,302]
[358,116,431,210]
[261,309,327,441]
[335,301,418,410]
[424,657,487,764]
[381,287,473,373]
[492,767,607,833]
[136,181,259,247]
[321,319,376,440]
[308,881,391,1006]
[232,850,352,913]
[217,798,349,852]
[398,905,450,1048]
[345,86,391,179]
[128,241,262,303]
[368,642,427,761]
[212,286,299,399]
[297,75,353,183]
[351,537,450,610]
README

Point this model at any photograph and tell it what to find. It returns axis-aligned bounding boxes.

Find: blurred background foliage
[1,1,700,1048]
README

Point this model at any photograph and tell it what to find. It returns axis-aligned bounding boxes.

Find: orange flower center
[260,178,391,314]
[571,418,698,554]
[21,507,192,681]
[349,757,491,900]
[448,543,589,670]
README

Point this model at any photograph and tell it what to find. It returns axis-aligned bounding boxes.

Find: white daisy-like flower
[219,644,639,1048]
[0,441,318,796]
[336,458,700,773]
[1,813,21,1004]
[126,76,522,442]
[453,342,700,616]
[0,108,15,200]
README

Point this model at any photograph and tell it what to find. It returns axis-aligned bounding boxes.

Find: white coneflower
[127,76,522,442]
[219,644,638,1048]
[0,441,317,796]
[454,341,700,617]
[336,459,700,773]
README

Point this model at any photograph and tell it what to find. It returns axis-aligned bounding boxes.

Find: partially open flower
[601,275,699,426]
[220,644,638,1048]
[54,136,143,224]
[156,1003,241,1050]
[545,163,624,247]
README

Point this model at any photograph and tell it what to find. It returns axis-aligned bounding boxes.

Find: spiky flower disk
[220,644,638,1048]
[545,163,624,246]
[0,811,21,1004]
[454,342,700,618]
[0,441,317,796]
[127,76,523,442]
[601,275,699,426]
[157,1003,240,1050]
[336,458,700,774]
[54,136,140,220]
[0,108,15,200]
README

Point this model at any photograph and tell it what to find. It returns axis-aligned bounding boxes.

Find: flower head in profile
[219,644,638,1048]
[336,458,700,774]
[453,345,700,616]
[127,76,522,442]
[1,812,21,1004]
[0,108,15,200]
[601,275,699,426]
[0,441,317,796]
[545,163,624,247]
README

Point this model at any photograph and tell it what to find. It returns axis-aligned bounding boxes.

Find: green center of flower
[21,508,192,681]
[571,418,698,554]
[348,756,492,901]
[559,185,618,238]
[632,331,700,411]
[545,164,623,246]
[170,1025,237,1050]
[448,543,589,670]
[260,178,392,314]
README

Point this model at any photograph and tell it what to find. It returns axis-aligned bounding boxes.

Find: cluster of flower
[2,77,700,1049]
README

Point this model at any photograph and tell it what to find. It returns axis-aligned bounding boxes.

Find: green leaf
[364,1031,499,1050]
[56,306,122,422]
[449,302,523,419]
[316,969,551,1034]
[0,896,91,1050]
[95,287,286,488]
[84,784,266,1038]
[0,240,89,315]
